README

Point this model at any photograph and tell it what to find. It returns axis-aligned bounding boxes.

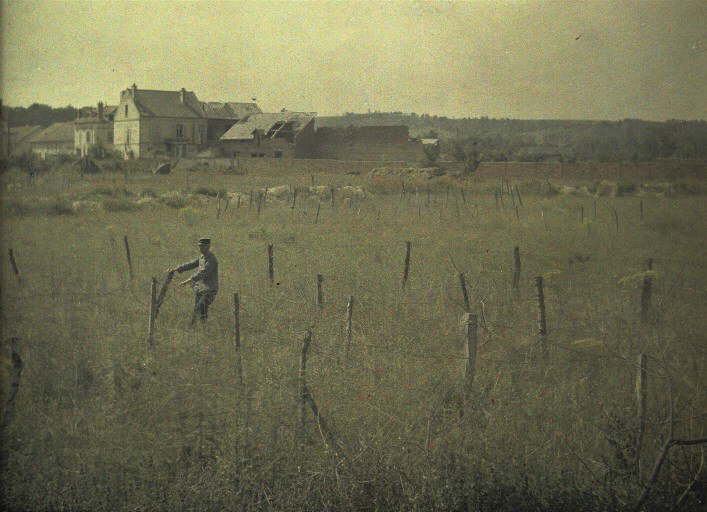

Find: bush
[159,192,188,209]
[102,197,139,212]
[140,187,159,198]
[193,186,226,198]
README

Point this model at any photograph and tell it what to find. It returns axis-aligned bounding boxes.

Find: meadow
[0,162,705,511]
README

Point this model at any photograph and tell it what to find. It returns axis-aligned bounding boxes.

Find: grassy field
[1,162,705,511]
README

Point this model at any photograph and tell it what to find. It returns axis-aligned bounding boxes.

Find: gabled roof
[199,102,261,120]
[10,125,44,143]
[29,122,75,143]
[221,111,315,140]
[131,89,203,118]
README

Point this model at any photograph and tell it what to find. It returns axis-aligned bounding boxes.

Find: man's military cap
[198,237,211,245]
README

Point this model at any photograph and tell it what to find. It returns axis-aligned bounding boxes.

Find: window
[124,104,128,117]
[274,151,283,158]
[176,124,184,138]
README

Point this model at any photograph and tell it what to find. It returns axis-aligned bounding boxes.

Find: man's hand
[179,278,192,287]
[166,268,176,275]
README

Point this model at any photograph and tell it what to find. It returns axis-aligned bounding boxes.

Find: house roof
[10,125,44,143]
[29,122,75,143]
[75,105,117,125]
[131,89,204,118]
[199,102,261,120]
[221,111,315,140]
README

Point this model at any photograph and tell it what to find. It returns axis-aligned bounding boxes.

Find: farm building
[113,84,259,159]
[74,102,117,157]
[29,121,75,159]
[8,125,44,157]
[313,125,425,162]
[219,110,317,158]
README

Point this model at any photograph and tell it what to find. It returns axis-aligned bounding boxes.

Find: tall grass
[0,169,705,511]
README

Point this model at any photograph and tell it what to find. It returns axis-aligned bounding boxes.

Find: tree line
[319,113,707,162]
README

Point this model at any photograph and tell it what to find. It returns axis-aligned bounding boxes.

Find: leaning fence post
[640,258,653,324]
[459,273,470,312]
[299,329,313,444]
[402,241,412,289]
[123,235,134,281]
[314,201,321,225]
[153,271,174,318]
[636,353,648,480]
[0,337,23,475]
[535,276,548,361]
[639,200,644,221]
[147,277,157,348]
[512,246,521,289]
[8,248,21,283]
[316,274,324,309]
[233,293,243,387]
[345,296,354,360]
[515,184,523,207]
[462,315,478,410]
[267,244,274,286]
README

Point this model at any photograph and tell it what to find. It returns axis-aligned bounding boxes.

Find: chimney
[98,101,104,121]
[180,88,186,104]
[131,83,137,96]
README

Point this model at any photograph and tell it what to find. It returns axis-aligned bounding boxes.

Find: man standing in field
[168,237,219,325]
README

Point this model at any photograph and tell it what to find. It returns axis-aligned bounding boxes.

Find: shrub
[102,197,139,212]
[140,187,159,198]
[193,186,226,198]
[159,192,188,209]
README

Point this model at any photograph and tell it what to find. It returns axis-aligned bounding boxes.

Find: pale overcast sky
[1,0,705,120]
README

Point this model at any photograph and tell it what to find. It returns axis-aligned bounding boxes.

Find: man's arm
[175,259,199,273]
[191,255,215,283]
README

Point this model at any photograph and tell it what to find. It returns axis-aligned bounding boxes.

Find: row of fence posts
[0,333,684,511]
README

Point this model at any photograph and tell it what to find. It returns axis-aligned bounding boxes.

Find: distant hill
[318,113,707,162]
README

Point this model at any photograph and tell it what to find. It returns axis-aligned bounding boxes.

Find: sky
[1,0,706,120]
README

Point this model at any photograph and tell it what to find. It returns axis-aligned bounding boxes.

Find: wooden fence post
[8,248,21,283]
[291,187,298,209]
[0,337,23,475]
[123,235,134,281]
[640,200,644,221]
[216,191,222,219]
[330,187,335,209]
[147,277,157,348]
[515,184,523,207]
[299,329,313,444]
[512,246,521,289]
[314,201,321,225]
[233,293,243,387]
[153,271,174,318]
[256,192,263,217]
[463,315,479,409]
[460,185,466,204]
[459,272,470,312]
[593,199,597,220]
[316,274,324,309]
[636,353,648,480]
[613,207,619,232]
[494,190,499,210]
[580,206,584,224]
[402,241,412,289]
[267,244,274,286]
[640,258,653,324]
[535,276,548,361]
[345,296,354,360]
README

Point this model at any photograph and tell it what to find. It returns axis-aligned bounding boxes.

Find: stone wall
[313,126,426,163]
